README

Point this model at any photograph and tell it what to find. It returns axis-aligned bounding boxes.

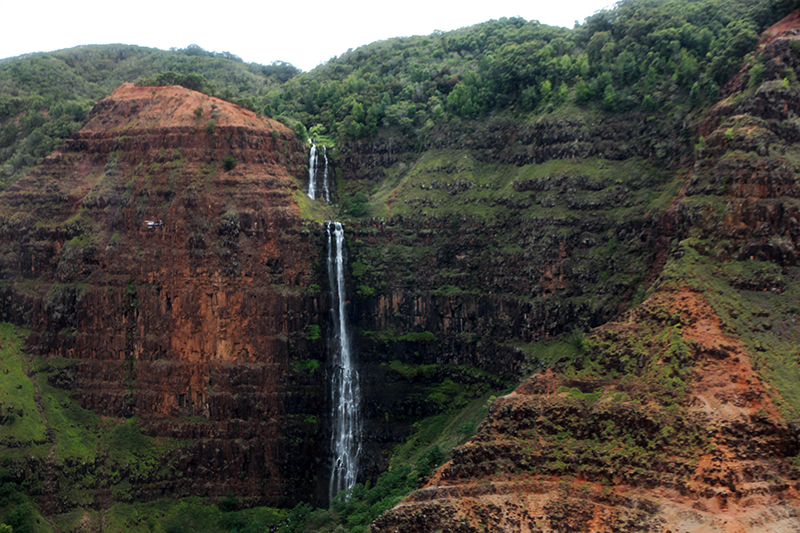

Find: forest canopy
[0,0,795,189]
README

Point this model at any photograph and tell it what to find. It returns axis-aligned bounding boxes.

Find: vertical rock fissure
[327,221,361,502]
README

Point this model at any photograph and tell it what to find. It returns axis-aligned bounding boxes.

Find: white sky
[0,0,614,72]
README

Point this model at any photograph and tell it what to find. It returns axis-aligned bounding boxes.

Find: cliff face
[370,11,800,532]
[334,85,688,485]
[0,84,327,509]
[371,290,800,532]
[3,11,800,531]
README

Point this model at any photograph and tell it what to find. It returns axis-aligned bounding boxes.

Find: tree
[602,84,618,111]
[447,82,478,117]
[554,81,569,105]
[574,77,591,105]
[521,86,539,111]
[641,94,657,112]
[539,79,553,101]
[707,20,759,84]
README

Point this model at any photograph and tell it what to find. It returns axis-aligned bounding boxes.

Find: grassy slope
[0,324,46,452]
[368,150,678,220]
[0,324,223,532]
[659,238,800,419]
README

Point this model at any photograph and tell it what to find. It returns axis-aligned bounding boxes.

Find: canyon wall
[370,12,800,532]
[2,12,800,531]
[0,84,328,509]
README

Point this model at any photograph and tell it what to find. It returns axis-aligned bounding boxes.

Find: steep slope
[0,84,326,510]
[370,10,800,533]
[0,44,299,189]
[372,290,800,532]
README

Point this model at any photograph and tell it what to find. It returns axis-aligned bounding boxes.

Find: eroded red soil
[372,289,800,532]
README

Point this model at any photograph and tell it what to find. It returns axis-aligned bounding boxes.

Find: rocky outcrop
[372,290,800,532]
[338,114,686,183]
[0,84,327,509]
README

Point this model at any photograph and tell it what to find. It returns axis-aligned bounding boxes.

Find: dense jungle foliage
[0,0,795,189]
[270,0,794,141]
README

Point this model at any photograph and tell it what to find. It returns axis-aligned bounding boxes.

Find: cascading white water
[327,221,361,502]
[308,141,318,200]
[322,146,330,203]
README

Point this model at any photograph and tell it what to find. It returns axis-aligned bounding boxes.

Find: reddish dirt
[82,83,279,133]
[0,84,321,506]
[759,9,800,47]
[676,290,780,422]
[372,288,800,533]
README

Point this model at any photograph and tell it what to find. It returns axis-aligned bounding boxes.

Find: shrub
[304,324,321,341]
[218,493,238,513]
[602,84,618,112]
[351,261,368,278]
[357,285,376,297]
[341,192,369,217]
[222,155,236,171]
[574,78,591,105]
[749,61,765,88]
[398,331,437,342]
[205,119,215,134]
[416,446,445,477]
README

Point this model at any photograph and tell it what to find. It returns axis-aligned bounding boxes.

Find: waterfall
[308,141,332,203]
[322,146,330,203]
[308,141,318,200]
[327,221,361,502]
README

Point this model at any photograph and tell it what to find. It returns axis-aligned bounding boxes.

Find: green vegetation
[222,155,236,171]
[292,359,321,374]
[292,191,335,223]
[0,324,46,450]
[339,192,369,218]
[267,0,791,145]
[0,465,49,533]
[0,0,791,194]
[396,331,436,342]
[343,152,678,343]
[658,238,800,418]
[510,338,586,371]
[282,385,501,533]
[0,44,300,189]
[136,71,212,94]
[303,324,322,341]
[47,496,288,533]
[367,152,675,219]
[0,324,200,527]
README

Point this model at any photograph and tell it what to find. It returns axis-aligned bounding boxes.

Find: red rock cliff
[0,84,326,508]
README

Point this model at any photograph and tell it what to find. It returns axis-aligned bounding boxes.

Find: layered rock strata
[0,84,326,508]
